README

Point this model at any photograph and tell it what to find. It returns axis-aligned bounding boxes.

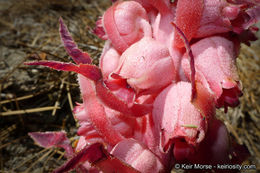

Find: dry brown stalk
[0,106,60,116]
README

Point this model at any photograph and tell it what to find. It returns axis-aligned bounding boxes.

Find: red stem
[171,22,196,101]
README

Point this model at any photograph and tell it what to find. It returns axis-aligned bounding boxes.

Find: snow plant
[27,0,260,172]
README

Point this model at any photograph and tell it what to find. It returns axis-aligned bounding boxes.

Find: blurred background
[0,0,259,172]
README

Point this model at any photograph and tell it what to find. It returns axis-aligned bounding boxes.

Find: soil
[0,0,259,173]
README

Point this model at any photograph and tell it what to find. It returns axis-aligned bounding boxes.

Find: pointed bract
[59,18,92,64]
[29,131,73,157]
[25,61,102,81]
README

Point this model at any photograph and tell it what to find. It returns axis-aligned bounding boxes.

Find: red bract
[27,0,259,172]
[29,131,74,158]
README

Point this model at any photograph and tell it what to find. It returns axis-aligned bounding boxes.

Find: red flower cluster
[28,0,260,172]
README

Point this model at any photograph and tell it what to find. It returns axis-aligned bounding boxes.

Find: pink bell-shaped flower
[182,36,242,111]
[153,82,215,153]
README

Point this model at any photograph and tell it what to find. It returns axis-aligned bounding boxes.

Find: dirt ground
[0,0,259,173]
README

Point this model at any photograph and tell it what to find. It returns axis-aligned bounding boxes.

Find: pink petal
[152,12,175,46]
[103,1,152,53]
[104,78,135,106]
[105,107,136,138]
[181,36,242,109]
[115,37,176,94]
[153,82,215,152]
[111,139,164,173]
[194,0,259,38]
[103,2,130,53]
[99,41,120,79]
[95,80,152,117]
[195,0,232,38]
[134,113,169,166]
